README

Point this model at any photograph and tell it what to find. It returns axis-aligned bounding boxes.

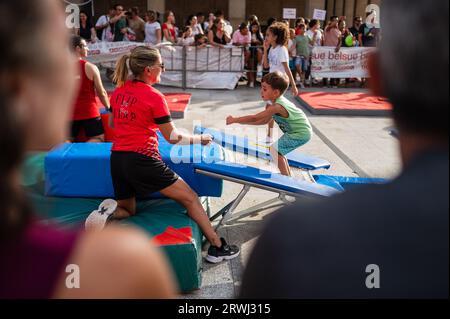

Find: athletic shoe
[85,199,118,231]
[205,238,240,263]
[249,82,255,88]
[300,83,306,89]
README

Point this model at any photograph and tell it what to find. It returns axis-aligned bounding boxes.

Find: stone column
[229,0,246,29]
[305,0,326,19]
[147,0,165,14]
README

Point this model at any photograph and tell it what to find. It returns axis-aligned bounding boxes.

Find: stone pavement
[151,84,401,299]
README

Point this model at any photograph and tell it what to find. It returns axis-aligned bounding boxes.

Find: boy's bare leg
[277,154,291,176]
[270,146,291,177]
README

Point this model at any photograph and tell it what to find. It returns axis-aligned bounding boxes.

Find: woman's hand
[263,38,270,51]
[291,85,299,96]
[200,134,213,145]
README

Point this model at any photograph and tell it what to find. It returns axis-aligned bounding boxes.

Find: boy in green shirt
[226,72,313,176]
[294,23,310,88]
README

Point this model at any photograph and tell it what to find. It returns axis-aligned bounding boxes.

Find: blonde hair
[113,46,160,87]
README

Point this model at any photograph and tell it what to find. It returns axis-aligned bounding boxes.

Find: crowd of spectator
[75,4,381,88]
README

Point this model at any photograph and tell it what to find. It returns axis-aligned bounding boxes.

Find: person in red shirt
[70,36,110,142]
[85,46,240,264]
[162,11,178,44]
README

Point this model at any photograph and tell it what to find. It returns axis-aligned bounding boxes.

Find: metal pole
[182,46,187,90]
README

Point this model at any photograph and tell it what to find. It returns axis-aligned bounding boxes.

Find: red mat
[76,92,191,142]
[297,92,392,116]
[152,226,193,246]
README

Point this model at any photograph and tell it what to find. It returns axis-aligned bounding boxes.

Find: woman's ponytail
[113,54,131,87]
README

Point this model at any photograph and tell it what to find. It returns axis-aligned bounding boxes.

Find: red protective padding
[152,226,194,246]
[76,92,191,142]
[298,92,392,111]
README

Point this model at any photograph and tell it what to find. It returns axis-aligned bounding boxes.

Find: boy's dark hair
[298,23,306,30]
[268,22,289,46]
[262,72,289,95]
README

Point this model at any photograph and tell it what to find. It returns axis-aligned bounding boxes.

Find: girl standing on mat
[85,46,240,264]
[1,0,176,298]
[69,36,110,143]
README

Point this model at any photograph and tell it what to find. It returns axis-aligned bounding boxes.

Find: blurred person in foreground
[0,0,176,299]
[241,0,448,299]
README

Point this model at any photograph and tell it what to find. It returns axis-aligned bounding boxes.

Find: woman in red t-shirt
[162,11,178,44]
[85,46,240,264]
[70,36,110,142]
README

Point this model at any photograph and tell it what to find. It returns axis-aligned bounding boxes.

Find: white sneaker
[85,199,118,231]
[300,83,306,89]
[249,82,255,88]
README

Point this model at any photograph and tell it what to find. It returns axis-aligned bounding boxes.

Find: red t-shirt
[110,81,172,160]
[162,23,176,39]
[73,59,100,121]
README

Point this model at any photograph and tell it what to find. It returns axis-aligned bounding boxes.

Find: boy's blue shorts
[273,133,311,156]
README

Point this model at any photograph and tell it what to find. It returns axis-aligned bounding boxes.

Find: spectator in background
[323,16,342,87]
[145,10,162,45]
[241,0,449,299]
[349,16,363,46]
[248,14,259,26]
[215,10,230,26]
[359,10,380,47]
[233,23,252,85]
[78,11,97,43]
[110,4,127,42]
[248,21,264,87]
[95,7,115,41]
[144,10,161,44]
[127,7,145,42]
[288,29,297,82]
[263,17,276,35]
[162,11,177,44]
[304,18,310,30]
[194,33,208,48]
[263,22,298,96]
[305,19,323,86]
[294,23,310,88]
[323,16,341,47]
[295,17,306,35]
[208,18,231,47]
[186,15,203,36]
[194,34,208,47]
[196,13,207,33]
[180,26,195,46]
[232,22,251,46]
[204,13,215,33]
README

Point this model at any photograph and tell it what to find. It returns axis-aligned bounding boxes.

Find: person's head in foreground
[261,72,289,102]
[0,0,176,299]
[240,0,448,298]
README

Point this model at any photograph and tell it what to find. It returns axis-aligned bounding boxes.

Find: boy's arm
[227,108,276,126]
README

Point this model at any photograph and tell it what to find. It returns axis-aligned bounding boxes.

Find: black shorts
[111,151,179,200]
[71,117,104,139]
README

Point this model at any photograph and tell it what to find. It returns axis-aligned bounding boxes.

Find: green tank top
[272,96,313,138]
